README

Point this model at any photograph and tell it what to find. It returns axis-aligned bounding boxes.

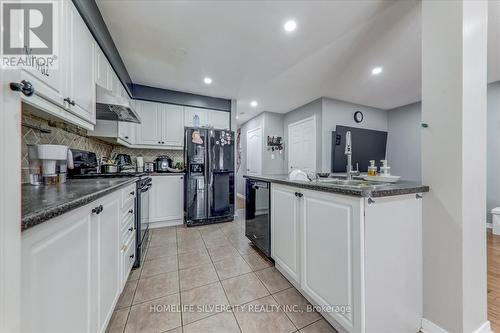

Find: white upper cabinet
[64,0,96,124]
[136,101,162,145]
[185,106,208,127]
[162,104,184,146]
[21,0,65,108]
[184,107,230,129]
[95,47,109,89]
[208,110,230,130]
[135,101,184,148]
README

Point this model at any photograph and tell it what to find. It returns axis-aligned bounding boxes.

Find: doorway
[288,116,316,172]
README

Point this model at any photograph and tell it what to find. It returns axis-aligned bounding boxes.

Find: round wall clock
[354,111,364,123]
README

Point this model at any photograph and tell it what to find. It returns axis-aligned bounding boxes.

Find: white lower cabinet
[270,184,300,285]
[22,188,134,333]
[271,184,422,333]
[149,175,184,227]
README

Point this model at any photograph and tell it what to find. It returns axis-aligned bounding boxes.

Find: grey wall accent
[72,0,232,111]
[132,84,231,112]
[236,113,264,196]
[321,98,388,172]
[72,0,133,94]
[262,112,285,175]
[386,102,422,181]
[488,81,500,223]
[283,98,323,172]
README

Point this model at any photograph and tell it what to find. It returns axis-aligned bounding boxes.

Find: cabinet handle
[125,136,129,139]
[294,192,303,198]
[416,193,423,199]
[162,141,165,144]
[64,97,75,106]
[130,191,135,196]
[92,205,103,214]
[128,227,134,232]
[158,141,161,144]
[10,80,35,97]
[129,254,135,259]
[128,209,134,214]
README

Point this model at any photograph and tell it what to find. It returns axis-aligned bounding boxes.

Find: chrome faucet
[345,131,359,180]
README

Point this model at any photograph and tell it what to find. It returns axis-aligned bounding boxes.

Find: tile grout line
[175,227,184,332]
[203,223,244,333]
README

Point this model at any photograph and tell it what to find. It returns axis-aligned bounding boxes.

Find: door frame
[246,127,262,175]
[288,115,317,172]
[0,69,22,331]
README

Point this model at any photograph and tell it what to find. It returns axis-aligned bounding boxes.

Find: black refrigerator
[184,128,235,226]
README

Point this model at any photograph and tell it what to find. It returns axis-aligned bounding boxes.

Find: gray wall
[386,102,422,181]
[236,113,264,196]
[283,98,323,172]
[488,82,500,223]
[321,98,388,172]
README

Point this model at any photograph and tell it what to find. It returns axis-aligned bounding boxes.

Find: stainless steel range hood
[96,85,141,123]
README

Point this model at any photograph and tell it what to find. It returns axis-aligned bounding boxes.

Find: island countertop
[22,178,138,231]
[244,174,429,198]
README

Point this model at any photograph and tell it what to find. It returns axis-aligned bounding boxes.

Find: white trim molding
[421,319,492,333]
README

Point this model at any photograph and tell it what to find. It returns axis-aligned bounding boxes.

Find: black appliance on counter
[184,128,235,226]
[154,155,173,172]
[245,179,271,257]
[67,149,151,268]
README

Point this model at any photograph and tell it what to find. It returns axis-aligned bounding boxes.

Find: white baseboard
[421,319,449,333]
[237,192,246,199]
[149,219,183,228]
[474,321,492,333]
[421,319,492,333]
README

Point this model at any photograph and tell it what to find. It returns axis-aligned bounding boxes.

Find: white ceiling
[97,0,500,124]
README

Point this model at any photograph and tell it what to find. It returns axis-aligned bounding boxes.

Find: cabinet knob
[129,254,135,259]
[64,97,75,106]
[125,136,129,139]
[128,209,134,214]
[158,141,161,144]
[130,191,135,196]
[9,80,35,97]
[128,227,134,232]
[162,141,165,144]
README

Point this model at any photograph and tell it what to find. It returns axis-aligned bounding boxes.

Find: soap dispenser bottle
[368,160,377,176]
[380,160,391,176]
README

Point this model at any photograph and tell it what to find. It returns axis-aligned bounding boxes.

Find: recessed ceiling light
[371,67,383,75]
[203,77,212,84]
[284,20,297,32]
[250,101,258,107]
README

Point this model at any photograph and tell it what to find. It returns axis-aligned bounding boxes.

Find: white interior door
[288,116,316,172]
[246,127,262,175]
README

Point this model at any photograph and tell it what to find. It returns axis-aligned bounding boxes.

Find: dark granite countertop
[244,174,429,198]
[22,178,138,231]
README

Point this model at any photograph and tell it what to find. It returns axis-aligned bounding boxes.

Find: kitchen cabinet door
[208,110,230,130]
[185,106,208,127]
[21,0,64,107]
[300,190,362,333]
[21,205,93,333]
[271,184,300,284]
[162,104,184,146]
[95,47,109,89]
[149,175,184,225]
[136,101,162,145]
[65,1,96,124]
[93,193,121,333]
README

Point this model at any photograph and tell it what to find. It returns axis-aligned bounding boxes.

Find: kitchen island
[245,174,429,333]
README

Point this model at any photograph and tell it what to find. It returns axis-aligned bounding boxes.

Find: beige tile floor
[107,210,338,333]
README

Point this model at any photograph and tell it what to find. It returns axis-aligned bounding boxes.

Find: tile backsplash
[110,147,184,164]
[21,111,113,183]
[22,110,184,183]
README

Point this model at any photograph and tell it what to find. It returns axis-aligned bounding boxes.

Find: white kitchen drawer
[121,233,135,284]
[121,199,135,221]
[121,214,135,243]
[121,184,136,209]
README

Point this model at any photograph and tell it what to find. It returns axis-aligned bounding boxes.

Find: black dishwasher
[245,179,271,257]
